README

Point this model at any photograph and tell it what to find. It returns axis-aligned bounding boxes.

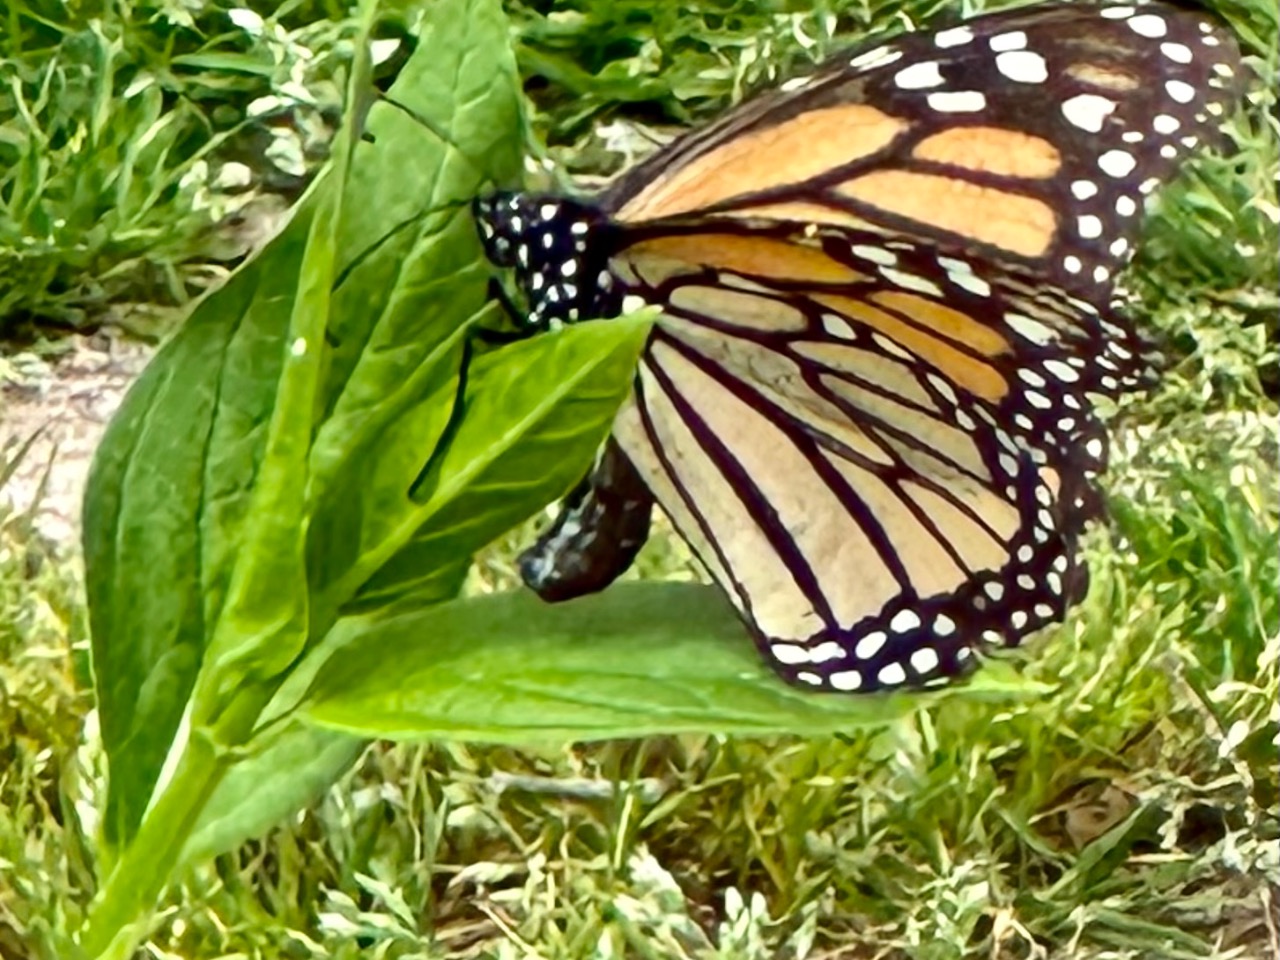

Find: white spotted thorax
[473,193,617,328]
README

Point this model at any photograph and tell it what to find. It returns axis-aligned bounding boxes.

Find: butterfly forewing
[604,3,1243,309]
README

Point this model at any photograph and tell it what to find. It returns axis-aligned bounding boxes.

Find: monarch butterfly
[473,2,1244,693]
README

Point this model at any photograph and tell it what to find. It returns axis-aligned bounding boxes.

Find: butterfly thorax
[474,193,621,327]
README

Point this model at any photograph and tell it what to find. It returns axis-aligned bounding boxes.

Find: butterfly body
[474,1,1243,693]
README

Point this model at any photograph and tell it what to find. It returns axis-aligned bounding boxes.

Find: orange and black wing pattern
[602,1,1244,305]
[473,1,1244,693]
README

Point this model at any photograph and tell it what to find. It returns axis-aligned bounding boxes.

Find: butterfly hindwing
[604,228,1100,690]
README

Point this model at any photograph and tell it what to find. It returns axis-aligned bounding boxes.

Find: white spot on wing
[855,630,887,659]
[910,647,940,674]
[1062,94,1116,133]
[822,313,858,339]
[950,270,991,297]
[880,267,944,298]
[1045,359,1079,382]
[873,333,914,361]
[927,90,987,113]
[852,244,898,266]
[934,26,974,47]
[1077,214,1102,239]
[890,609,922,633]
[1166,79,1196,103]
[988,30,1027,52]
[878,663,908,686]
[830,670,863,691]
[927,374,958,404]
[1098,149,1137,178]
[995,50,1048,84]
[1126,13,1167,37]
[771,643,811,665]
[1160,41,1193,64]
[894,61,945,89]
[1005,312,1054,344]
[1071,179,1099,200]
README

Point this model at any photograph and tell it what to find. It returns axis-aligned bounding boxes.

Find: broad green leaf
[180,723,365,866]
[351,316,653,610]
[181,543,472,867]
[201,7,384,694]
[200,132,345,695]
[83,0,523,849]
[83,228,310,848]
[304,0,527,619]
[305,583,1041,742]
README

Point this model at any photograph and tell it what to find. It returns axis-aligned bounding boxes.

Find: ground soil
[1,334,155,549]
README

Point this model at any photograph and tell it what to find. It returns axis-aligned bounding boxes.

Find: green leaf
[351,316,653,609]
[305,583,1038,742]
[82,228,311,848]
[303,0,530,618]
[180,723,365,866]
[180,547,474,868]
[82,0,525,849]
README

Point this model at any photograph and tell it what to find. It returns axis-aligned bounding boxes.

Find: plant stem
[78,683,271,960]
[78,733,225,959]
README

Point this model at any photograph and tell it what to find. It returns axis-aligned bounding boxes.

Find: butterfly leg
[408,297,537,500]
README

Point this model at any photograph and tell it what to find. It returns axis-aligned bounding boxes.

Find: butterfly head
[474,192,618,327]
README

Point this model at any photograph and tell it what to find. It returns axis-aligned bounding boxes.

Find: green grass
[2,0,1278,957]
[0,0,366,336]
